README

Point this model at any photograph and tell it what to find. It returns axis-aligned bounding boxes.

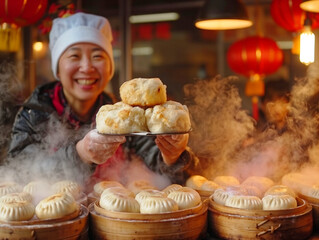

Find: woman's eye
[93,55,103,59]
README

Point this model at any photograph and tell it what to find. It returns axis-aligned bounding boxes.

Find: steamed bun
[145,101,191,133]
[120,78,167,107]
[96,102,148,134]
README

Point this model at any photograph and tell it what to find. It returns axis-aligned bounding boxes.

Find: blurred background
[0,0,316,118]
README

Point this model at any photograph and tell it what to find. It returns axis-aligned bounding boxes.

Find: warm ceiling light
[195,0,253,30]
[300,18,315,65]
[129,13,179,24]
[300,0,319,13]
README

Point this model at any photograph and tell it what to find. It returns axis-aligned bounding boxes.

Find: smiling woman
[4,12,198,193]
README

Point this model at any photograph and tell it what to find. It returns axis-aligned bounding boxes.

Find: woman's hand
[76,129,126,165]
[155,134,189,165]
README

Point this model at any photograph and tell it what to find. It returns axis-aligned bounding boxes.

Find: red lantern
[227,36,283,78]
[0,0,48,27]
[270,0,319,32]
[227,36,283,120]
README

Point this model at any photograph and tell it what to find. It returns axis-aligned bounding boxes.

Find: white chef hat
[49,12,114,80]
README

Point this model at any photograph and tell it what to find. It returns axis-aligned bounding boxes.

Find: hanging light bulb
[300,17,315,65]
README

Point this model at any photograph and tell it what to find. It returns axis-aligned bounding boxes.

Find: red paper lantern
[227,36,284,120]
[270,0,319,32]
[0,0,48,27]
[227,36,283,78]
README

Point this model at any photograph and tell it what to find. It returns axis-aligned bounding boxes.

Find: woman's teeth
[77,79,96,85]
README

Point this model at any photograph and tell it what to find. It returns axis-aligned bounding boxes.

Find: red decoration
[0,0,48,27]
[138,24,153,40]
[155,23,171,40]
[227,36,283,120]
[227,36,283,78]
[270,0,319,32]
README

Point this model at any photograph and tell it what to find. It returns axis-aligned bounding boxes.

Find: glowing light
[33,41,43,52]
[299,25,315,65]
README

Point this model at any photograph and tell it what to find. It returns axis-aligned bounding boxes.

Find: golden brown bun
[0,200,35,221]
[225,195,263,210]
[126,180,158,195]
[52,180,82,200]
[145,101,191,133]
[262,194,297,210]
[241,176,274,194]
[135,189,167,205]
[167,187,201,210]
[100,187,139,213]
[0,192,32,203]
[0,182,21,197]
[93,181,124,197]
[140,196,178,214]
[162,184,183,195]
[264,185,296,198]
[120,78,167,107]
[96,102,147,134]
[185,175,208,190]
[213,176,240,188]
[35,193,78,220]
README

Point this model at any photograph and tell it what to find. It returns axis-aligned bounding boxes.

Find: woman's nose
[79,57,95,72]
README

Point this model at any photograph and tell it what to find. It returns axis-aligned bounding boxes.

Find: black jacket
[7,81,198,185]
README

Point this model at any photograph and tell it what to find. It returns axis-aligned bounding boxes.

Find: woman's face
[57,43,112,103]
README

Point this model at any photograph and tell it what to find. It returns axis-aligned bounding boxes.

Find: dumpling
[0,182,21,197]
[35,193,78,220]
[162,184,183,195]
[241,185,263,198]
[225,195,263,210]
[167,187,201,210]
[126,180,158,195]
[299,185,319,198]
[140,196,178,214]
[135,189,167,204]
[212,186,247,206]
[262,194,297,210]
[93,181,124,197]
[185,175,208,190]
[0,200,34,221]
[200,181,221,192]
[0,192,32,203]
[264,185,296,198]
[241,176,274,194]
[52,180,82,200]
[145,100,191,133]
[23,181,53,205]
[100,187,139,213]
[213,176,240,188]
[281,172,307,193]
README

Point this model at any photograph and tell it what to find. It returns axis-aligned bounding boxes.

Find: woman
[7,12,198,189]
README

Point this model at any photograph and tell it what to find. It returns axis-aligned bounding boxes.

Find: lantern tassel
[252,96,259,121]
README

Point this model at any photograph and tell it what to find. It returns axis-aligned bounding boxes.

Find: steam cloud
[185,71,319,183]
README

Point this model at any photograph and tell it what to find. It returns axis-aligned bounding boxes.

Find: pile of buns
[0,180,82,222]
[96,78,191,134]
[95,180,201,214]
[186,174,298,211]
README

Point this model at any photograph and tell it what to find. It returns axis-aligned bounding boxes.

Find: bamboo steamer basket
[89,200,208,240]
[208,197,313,240]
[0,204,89,239]
[299,193,319,231]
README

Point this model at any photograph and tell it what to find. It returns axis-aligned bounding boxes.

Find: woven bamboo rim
[209,197,310,217]
[298,193,319,206]
[93,199,207,220]
[0,203,81,226]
